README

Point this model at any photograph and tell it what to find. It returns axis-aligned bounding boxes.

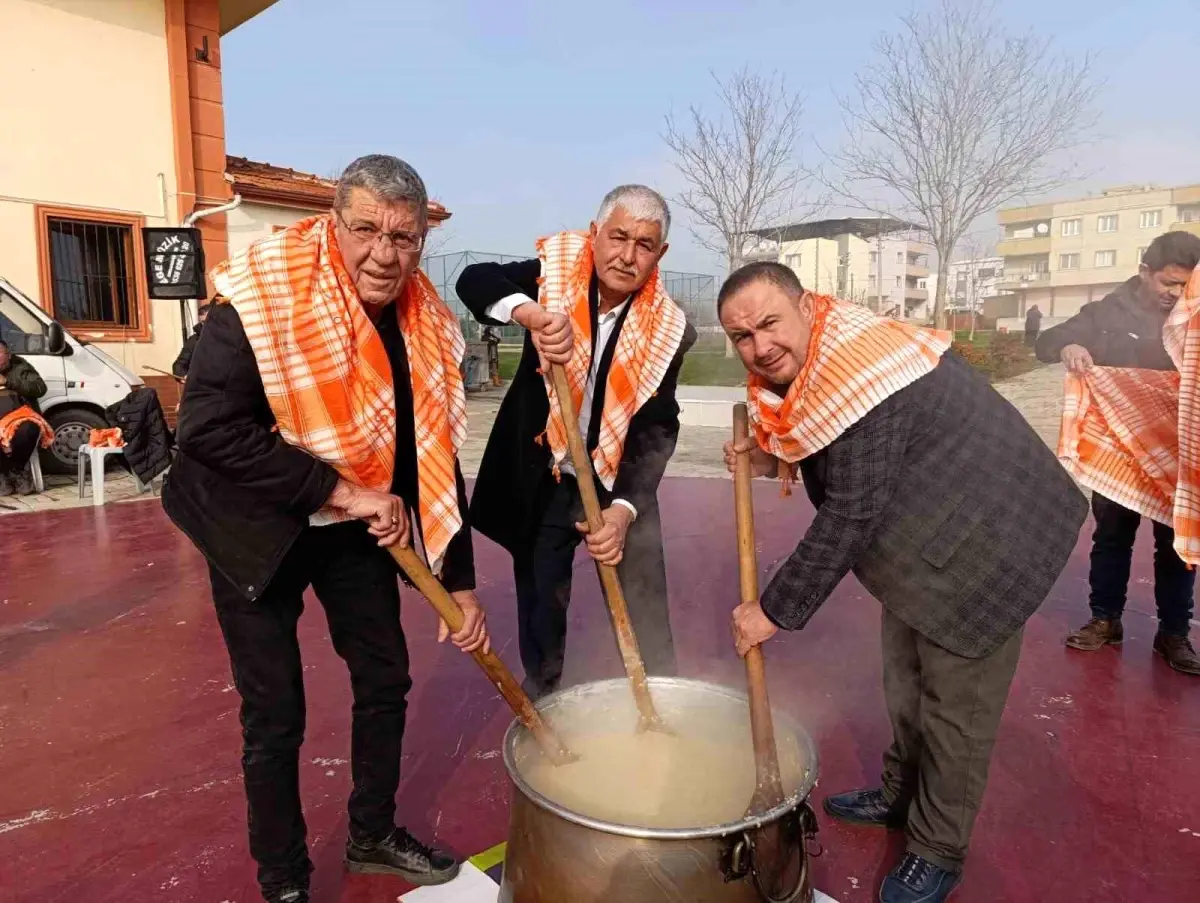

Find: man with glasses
[164,155,486,903]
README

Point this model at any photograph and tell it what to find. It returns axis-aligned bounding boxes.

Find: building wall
[226,201,317,257]
[0,0,228,375]
[998,184,1198,320]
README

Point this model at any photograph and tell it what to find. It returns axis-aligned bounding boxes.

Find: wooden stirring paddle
[389,544,573,765]
[548,363,663,732]
[732,403,784,811]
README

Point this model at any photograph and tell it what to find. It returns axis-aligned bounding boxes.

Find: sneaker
[823,788,907,829]
[1064,617,1122,651]
[264,889,308,903]
[345,827,460,886]
[1154,633,1200,676]
[879,853,961,902]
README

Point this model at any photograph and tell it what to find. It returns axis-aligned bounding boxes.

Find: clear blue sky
[223,0,1199,274]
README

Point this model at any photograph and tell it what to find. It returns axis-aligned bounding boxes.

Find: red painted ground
[0,478,1197,902]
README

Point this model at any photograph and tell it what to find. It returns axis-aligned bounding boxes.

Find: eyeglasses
[336,211,425,253]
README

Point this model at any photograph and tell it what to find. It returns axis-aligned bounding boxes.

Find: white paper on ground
[400,863,499,902]
[399,863,840,903]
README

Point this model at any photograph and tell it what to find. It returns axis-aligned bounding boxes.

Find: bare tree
[830,0,1099,329]
[663,68,817,274]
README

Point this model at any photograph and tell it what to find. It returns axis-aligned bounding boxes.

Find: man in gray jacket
[720,262,1087,903]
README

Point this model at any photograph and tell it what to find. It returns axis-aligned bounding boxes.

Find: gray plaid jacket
[761,351,1087,659]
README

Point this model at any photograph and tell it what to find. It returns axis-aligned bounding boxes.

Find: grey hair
[334,154,428,227]
[595,184,671,241]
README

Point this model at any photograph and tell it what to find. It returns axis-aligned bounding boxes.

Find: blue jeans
[1088,493,1194,636]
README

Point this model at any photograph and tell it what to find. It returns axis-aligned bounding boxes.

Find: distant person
[456,184,696,700]
[171,299,214,379]
[720,263,1086,903]
[1036,231,1200,675]
[1024,303,1042,345]
[0,339,51,496]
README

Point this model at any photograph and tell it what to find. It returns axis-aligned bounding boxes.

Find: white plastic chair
[77,443,148,507]
[28,452,44,493]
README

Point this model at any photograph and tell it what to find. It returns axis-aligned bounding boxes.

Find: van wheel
[42,408,110,475]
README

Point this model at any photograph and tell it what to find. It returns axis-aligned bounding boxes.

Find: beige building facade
[0,0,277,376]
[746,218,934,321]
[995,184,1200,326]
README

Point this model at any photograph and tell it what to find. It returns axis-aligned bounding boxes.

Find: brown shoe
[1154,633,1200,676]
[1064,617,1123,651]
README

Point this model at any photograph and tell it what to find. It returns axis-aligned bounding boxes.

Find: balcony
[740,242,780,264]
[997,271,1051,291]
[906,261,930,279]
[996,235,1051,256]
[904,287,929,302]
[1171,221,1200,239]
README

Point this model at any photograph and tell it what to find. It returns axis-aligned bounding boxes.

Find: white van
[0,277,141,473]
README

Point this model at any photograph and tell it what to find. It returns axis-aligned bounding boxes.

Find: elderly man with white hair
[457,185,696,699]
[164,155,487,903]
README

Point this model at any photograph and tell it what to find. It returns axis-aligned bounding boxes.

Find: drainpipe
[178,195,242,342]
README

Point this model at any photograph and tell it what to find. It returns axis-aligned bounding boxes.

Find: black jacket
[763,351,1087,659]
[105,387,173,484]
[0,354,46,414]
[456,258,696,556]
[172,323,203,378]
[1035,277,1174,370]
[162,302,475,601]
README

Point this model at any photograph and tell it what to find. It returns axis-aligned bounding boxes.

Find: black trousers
[881,610,1023,872]
[210,521,411,895]
[0,421,40,475]
[512,472,676,698]
[1088,493,1194,636]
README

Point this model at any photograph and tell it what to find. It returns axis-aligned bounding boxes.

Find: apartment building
[996,184,1200,326]
[744,218,935,321]
[945,256,1004,312]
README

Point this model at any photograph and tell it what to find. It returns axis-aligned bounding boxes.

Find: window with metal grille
[46,217,139,328]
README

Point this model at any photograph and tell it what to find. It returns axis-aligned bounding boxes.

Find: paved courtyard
[0,363,1069,518]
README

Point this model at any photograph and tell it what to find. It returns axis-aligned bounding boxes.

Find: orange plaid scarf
[0,406,53,453]
[211,214,468,574]
[748,295,951,467]
[536,231,687,489]
[1057,269,1200,566]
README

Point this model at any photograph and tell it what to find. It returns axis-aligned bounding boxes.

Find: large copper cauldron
[500,677,820,903]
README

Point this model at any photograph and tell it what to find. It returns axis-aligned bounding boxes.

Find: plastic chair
[77,444,148,507]
[28,452,44,493]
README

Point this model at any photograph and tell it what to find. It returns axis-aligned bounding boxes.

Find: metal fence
[422,249,720,340]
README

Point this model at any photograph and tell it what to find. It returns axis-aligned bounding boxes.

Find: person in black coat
[163,156,486,903]
[721,262,1087,903]
[0,340,47,495]
[171,299,214,379]
[1036,229,1200,675]
[456,185,696,700]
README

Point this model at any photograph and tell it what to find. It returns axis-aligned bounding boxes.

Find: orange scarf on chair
[748,295,952,468]
[1057,267,1200,566]
[536,230,688,489]
[0,406,53,453]
[211,214,468,574]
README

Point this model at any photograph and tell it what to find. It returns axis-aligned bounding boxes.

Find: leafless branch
[663,68,822,274]
[828,0,1101,327]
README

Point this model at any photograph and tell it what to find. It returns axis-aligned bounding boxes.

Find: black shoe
[879,853,960,902]
[345,827,461,885]
[824,788,907,828]
[264,889,308,903]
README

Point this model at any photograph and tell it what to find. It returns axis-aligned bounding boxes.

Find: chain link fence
[423,250,720,341]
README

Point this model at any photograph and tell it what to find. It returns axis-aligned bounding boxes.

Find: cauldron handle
[745,802,819,903]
